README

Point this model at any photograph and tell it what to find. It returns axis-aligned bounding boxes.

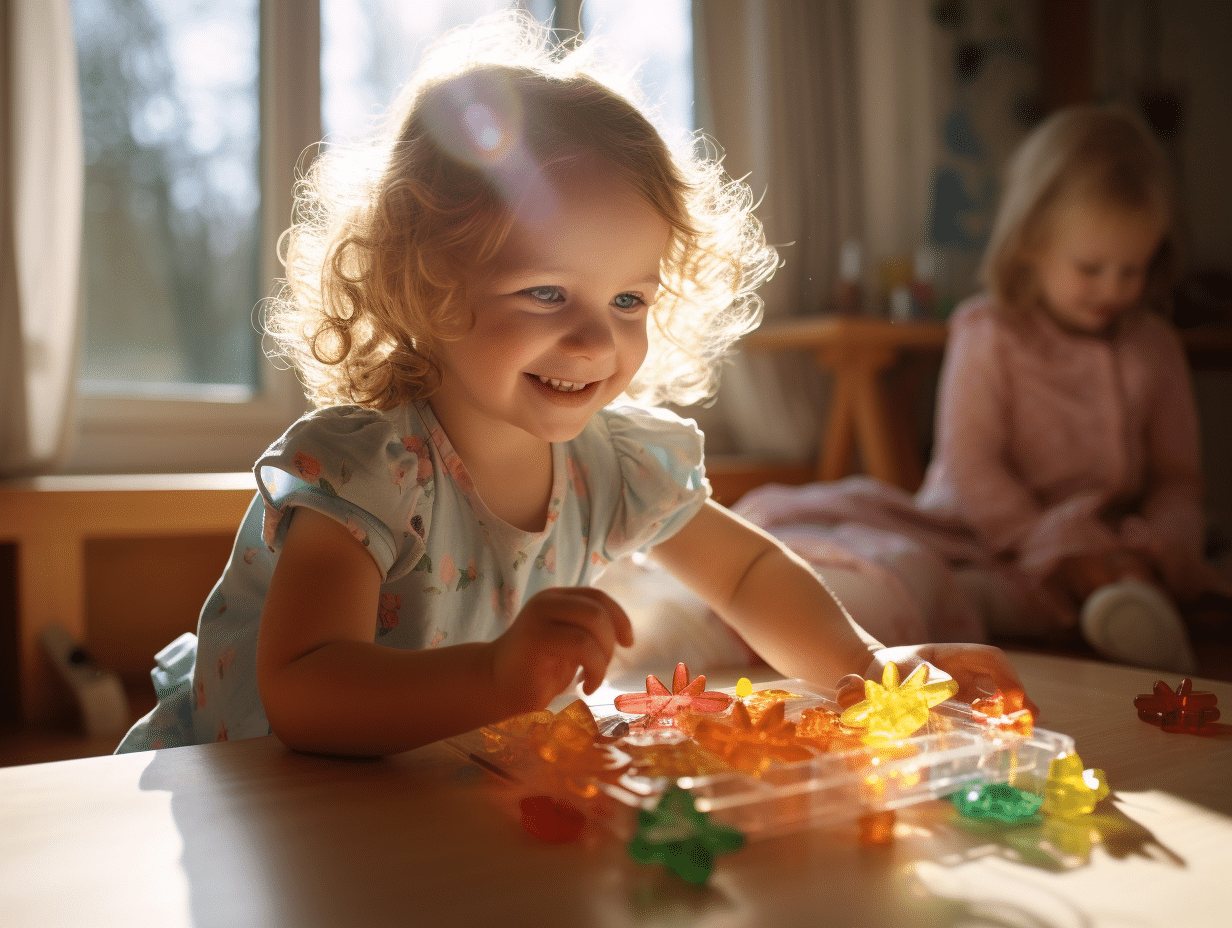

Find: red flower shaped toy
[1133,678,1220,733]
[614,662,733,726]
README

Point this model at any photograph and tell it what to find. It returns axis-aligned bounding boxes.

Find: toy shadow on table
[941,798,1183,873]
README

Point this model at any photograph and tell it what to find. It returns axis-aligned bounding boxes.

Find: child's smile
[428,167,671,459]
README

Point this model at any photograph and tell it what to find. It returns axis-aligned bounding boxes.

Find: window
[67,0,691,474]
[75,0,260,393]
[321,0,693,144]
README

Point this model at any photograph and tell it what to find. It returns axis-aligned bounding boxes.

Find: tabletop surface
[3,651,1229,928]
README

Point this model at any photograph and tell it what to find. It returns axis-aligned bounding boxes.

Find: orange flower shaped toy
[795,705,865,754]
[971,690,1034,738]
[1041,753,1109,818]
[481,699,620,780]
[692,700,814,775]
[531,716,631,798]
[839,662,959,743]
[620,728,734,780]
[614,662,733,727]
[739,689,806,723]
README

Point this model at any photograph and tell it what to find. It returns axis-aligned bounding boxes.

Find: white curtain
[689,0,939,460]
[689,0,863,459]
[0,0,83,475]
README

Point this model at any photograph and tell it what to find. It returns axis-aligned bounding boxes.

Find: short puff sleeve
[255,406,433,581]
[596,405,710,560]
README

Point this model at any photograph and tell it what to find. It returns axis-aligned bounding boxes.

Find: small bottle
[909,246,937,319]
[889,285,913,323]
[835,239,863,315]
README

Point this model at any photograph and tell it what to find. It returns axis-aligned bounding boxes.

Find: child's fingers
[522,588,633,693]
[929,644,1040,719]
[572,587,635,648]
[834,674,865,710]
[533,587,633,656]
[542,620,609,696]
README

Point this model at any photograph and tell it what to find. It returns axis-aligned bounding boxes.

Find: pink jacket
[917,298,1212,603]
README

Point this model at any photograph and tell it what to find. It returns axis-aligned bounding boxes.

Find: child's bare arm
[257,508,631,757]
[652,501,1036,714]
[649,500,882,686]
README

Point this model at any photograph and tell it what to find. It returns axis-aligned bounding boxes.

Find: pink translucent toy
[614,662,732,725]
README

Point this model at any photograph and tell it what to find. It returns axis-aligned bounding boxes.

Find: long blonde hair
[266,12,778,410]
[980,105,1179,314]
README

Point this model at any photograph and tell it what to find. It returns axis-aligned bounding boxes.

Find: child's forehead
[483,177,669,280]
[1044,196,1163,244]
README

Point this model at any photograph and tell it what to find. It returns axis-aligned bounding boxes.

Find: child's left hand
[834,644,1039,719]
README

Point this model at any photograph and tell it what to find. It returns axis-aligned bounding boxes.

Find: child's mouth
[533,374,589,394]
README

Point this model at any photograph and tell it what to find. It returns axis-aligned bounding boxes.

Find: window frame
[63,0,317,475]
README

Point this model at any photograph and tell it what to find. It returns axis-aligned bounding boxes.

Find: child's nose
[1095,271,1127,304]
[1106,273,1138,305]
[559,304,616,358]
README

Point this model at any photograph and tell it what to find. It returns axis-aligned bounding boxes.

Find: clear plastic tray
[448,679,1074,841]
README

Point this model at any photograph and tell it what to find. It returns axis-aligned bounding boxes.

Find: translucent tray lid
[448,677,1074,839]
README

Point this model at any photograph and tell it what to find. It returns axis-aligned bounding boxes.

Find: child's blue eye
[613,293,644,311]
[524,286,563,303]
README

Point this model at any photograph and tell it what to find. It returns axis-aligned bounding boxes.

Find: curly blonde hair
[266,12,778,410]
[980,104,1180,315]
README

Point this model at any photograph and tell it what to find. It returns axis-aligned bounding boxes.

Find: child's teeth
[537,376,585,392]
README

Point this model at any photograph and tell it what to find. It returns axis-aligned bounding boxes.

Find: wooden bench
[0,473,257,728]
[0,461,813,731]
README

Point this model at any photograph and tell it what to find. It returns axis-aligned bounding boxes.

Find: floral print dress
[116,401,709,752]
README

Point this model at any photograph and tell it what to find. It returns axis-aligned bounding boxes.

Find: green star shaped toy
[628,786,745,883]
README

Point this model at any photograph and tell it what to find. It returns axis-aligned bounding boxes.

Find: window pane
[322,0,524,144]
[74,0,261,393]
[321,1,693,148]
[581,0,694,148]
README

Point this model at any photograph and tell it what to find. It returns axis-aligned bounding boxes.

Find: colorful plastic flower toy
[692,700,814,775]
[795,706,865,754]
[1041,753,1109,817]
[627,786,745,884]
[621,728,735,779]
[971,690,1034,738]
[739,688,806,723]
[1133,678,1220,733]
[614,662,733,726]
[951,782,1043,824]
[839,662,959,743]
[531,717,631,798]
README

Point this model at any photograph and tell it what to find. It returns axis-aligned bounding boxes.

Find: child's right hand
[490,587,634,715]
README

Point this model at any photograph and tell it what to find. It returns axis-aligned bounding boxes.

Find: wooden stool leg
[819,369,857,482]
[852,363,902,488]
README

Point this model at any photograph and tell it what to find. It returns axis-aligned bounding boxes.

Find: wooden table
[3,653,1228,927]
[745,315,1232,492]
